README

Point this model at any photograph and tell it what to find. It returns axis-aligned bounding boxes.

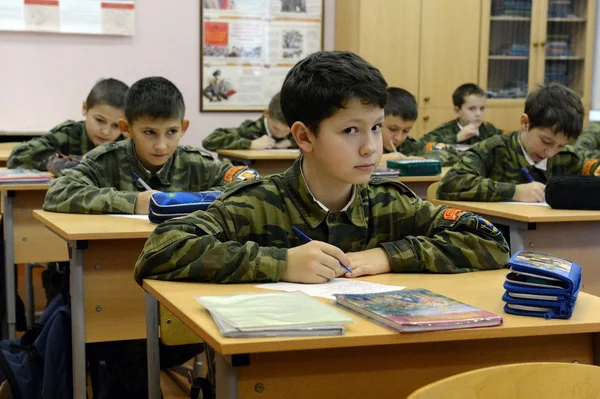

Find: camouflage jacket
[574,123,600,154]
[202,117,296,151]
[134,156,510,285]
[422,119,504,145]
[438,130,586,201]
[43,139,257,214]
[384,136,460,166]
[8,120,116,170]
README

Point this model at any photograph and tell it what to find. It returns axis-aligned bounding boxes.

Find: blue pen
[132,172,152,191]
[291,226,353,275]
[520,167,536,183]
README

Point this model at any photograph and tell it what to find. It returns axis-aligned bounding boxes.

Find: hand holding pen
[132,172,159,214]
[513,167,546,203]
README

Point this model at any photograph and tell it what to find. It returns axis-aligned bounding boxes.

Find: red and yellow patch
[223,165,246,183]
[236,169,260,181]
[581,158,599,176]
[425,142,436,152]
[595,166,600,177]
[442,208,463,221]
[501,129,510,135]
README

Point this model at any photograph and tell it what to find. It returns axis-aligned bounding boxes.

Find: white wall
[0,0,335,146]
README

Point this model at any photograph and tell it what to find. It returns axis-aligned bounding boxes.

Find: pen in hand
[520,167,536,183]
[132,172,152,191]
[390,140,398,153]
[291,226,353,275]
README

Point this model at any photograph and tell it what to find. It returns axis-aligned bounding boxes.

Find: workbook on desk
[335,289,502,332]
[0,168,50,184]
[196,291,353,337]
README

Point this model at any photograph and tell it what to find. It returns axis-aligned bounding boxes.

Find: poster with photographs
[0,0,134,35]
[201,0,323,111]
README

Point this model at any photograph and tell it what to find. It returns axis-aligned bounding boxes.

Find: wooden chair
[426,182,440,201]
[407,362,600,399]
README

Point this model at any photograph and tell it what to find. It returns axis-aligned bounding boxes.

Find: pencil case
[386,159,442,176]
[148,191,222,224]
[501,250,581,319]
[545,175,600,210]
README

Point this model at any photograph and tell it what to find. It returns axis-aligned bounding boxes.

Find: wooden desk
[143,270,600,399]
[0,142,18,167]
[1,180,68,339]
[216,149,300,175]
[33,210,156,399]
[396,167,449,198]
[431,199,600,297]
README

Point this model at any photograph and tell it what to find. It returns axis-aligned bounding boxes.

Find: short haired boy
[8,78,129,175]
[202,92,295,151]
[43,76,258,215]
[438,83,590,203]
[380,87,459,166]
[421,83,503,146]
[134,51,509,285]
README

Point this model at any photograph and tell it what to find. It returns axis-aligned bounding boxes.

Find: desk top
[143,270,600,356]
[217,149,300,160]
[33,210,156,241]
[431,199,600,223]
[0,142,19,162]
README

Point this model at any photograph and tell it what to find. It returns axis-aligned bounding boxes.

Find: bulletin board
[0,0,134,36]
[201,0,324,112]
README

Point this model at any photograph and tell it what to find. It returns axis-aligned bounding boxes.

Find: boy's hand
[512,182,546,203]
[135,190,160,214]
[250,135,275,150]
[457,124,479,142]
[273,139,293,149]
[345,248,391,278]
[283,241,351,283]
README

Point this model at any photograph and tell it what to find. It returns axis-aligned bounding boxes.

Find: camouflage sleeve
[43,158,138,214]
[421,124,458,144]
[574,125,600,153]
[134,200,287,284]
[202,119,265,151]
[398,138,426,154]
[381,199,509,273]
[437,148,516,201]
[7,133,64,170]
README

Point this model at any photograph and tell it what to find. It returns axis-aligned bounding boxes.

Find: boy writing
[202,92,295,151]
[438,83,590,202]
[134,51,509,285]
[8,78,129,175]
[43,76,258,215]
[421,83,503,146]
[381,87,458,166]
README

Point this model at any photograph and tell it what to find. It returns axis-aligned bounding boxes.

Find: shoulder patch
[235,168,261,181]
[369,177,417,198]
[223,165,246,183]
[474,216,501,237]
[425,142,447,151]
[442,208,463,221]
[582,158,599,175]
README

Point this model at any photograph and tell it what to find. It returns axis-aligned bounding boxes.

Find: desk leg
[3,192,15,339]
[216,353,238,399]
[146,292,161,399]
[70,244,87,399]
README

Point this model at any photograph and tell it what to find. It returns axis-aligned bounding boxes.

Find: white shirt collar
[300,165,356,212]
[518,132,548,171]
[263,116,273,138]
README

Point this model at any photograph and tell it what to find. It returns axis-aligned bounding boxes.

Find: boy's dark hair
[280,51,387,133]
[524,83,583,139]
[124,77,185,123]
[384,87,418,121]
[267,92,287,124]
[452,83,485,108]
[85,78,129,110]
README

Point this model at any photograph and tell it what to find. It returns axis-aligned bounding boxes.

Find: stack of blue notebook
[502,251,581,319]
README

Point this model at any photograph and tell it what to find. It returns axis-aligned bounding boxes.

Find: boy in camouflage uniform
[421,83,504,146]
[8,78,129,175]
[438,83,595,203]
[134,51,509,286]
[380,87,459,166]
[43,76,258,215]
[574,123,600,154]
[202,92,296,151]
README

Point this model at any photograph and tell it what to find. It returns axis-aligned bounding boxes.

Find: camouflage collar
[127,139,173,185]
[283,156,367,229]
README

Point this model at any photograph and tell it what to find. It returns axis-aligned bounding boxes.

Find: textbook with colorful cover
[196,291,354,338]
[0,168,50,184]
[502,250,581,319]
[334,289,502,333]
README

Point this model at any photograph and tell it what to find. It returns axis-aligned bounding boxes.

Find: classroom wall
[590,0,600,121]
[0,0,335,146]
